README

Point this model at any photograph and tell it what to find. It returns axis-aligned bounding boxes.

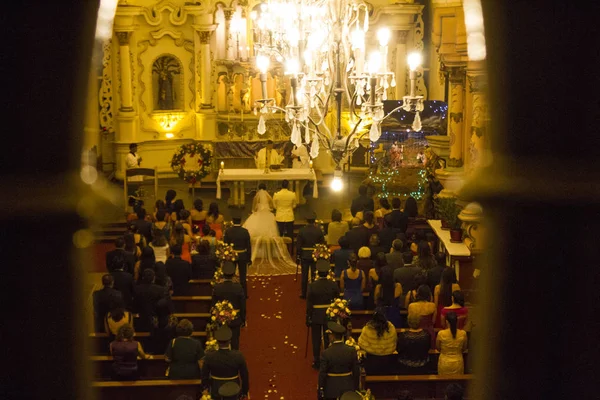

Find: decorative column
[196,29,215,109]
[447,67,466,168]
[115,31,134,112]
[224,9,234,61]
[467,67,488,173]
[394,31,408,101]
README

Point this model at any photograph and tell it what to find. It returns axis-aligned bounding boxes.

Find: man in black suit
[212,261,246,350]
[378,214,399,251]
[318,322,360,400]
[92,274,123,332]
[385,239,405,271]
[165,244,192,296]
[343,217,370,254]
[110,258,134,309]
[202,326,250,398]
[133,268,168,331]
[387,197,408,234]
[350,184,374,217]
[296,211,325,299]
[393,257,423,296]
[132,206,153,244]
[307,260,341,369]
[223,211,252,298]
[105,237,135,275]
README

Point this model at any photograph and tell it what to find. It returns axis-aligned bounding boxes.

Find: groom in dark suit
[223,210,252,298]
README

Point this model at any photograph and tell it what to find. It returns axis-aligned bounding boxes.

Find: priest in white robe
[255,140,283,170]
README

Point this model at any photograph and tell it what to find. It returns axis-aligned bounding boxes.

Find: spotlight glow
[331,177,343,192]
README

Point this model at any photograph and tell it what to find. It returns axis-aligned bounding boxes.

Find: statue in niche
[152,55,181,110]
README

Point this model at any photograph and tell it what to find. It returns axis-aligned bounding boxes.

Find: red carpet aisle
[240,275,318,400]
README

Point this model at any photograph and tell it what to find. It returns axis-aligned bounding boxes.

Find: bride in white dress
[243,184,297,276]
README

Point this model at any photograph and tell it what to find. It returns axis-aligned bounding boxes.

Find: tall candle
[220,161,224,169]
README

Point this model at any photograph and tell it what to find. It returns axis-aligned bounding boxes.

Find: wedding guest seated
[132,206,153,245]
[191,240,217,279]
[106,237,136,274]
[154,261,174,296]
[441,291,469,330]
[134,269,168,332]
[202,224,218,256]
[358,310,398,375]
[374,266,403,328]
[109,324,151,380]
[357,246,373,277]
[434,268,461,328]
[110,256,135,309]
[149,227,170,264]
[436,311,468,375]
[344,217,370,254]
[166,244,192,296]
[374,198,392,228]
[104,306,133,338]
[165,319,205,379]
[170,222,193,263]
[93,274,124,332]
[367,252,386,309]
[412,240,437,271]
[397,313,431,374]
[332,237,354,278]
[404,271,428,309]
[178,209,193,237]
[151,208,171,243]
[326,209,349,246]
[362,211,379,238]
[190,198,208,232]
[408,285,436,348]
[403,196,419,219]
[340,253,365,310]
[135,246,156,282]
[206,202,225,240]
[368,234,385,262]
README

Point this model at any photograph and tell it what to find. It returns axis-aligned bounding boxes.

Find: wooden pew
[91,355,168,380]
[172,296,212,313]
[364,374,473,399]
[91,379,202,400]
[89,331,207,355]
[188,279,213,296]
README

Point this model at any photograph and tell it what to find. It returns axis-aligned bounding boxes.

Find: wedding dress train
[242,189,297,276]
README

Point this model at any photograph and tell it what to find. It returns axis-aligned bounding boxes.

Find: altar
[216,168,318,207]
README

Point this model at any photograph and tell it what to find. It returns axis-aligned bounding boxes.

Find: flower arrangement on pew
[215,241,239,262]
[204,338,218,353]
[326,298,351,326]
[211,267,224,287]
[207,300,236,338]
[326,269,336,282]
[312,243,331,262]
[345,336,367,362]
[200,393,213,400]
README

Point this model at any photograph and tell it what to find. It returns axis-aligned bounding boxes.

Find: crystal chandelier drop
[251,0,424,168]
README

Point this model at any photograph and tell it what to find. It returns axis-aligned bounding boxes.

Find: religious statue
[152,56,181,110]
[389,141,402,169]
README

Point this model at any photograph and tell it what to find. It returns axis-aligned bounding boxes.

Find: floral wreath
[326,298,351,322]
[170,142,213,184]
[215,241,238,262]
[312,243,331,262]
[208,300,237,333]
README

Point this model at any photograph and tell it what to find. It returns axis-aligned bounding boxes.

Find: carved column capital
[115,31,132,46]
[395,30,409,44]
[447,66,466,84]
[223,9,234,21]
[198,30,212,44]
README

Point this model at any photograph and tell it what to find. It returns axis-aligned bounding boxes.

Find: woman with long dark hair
[434,267,460,327]
[358,309,398,375]
[190,198,207,233]
[404,271,428,308]
[123,232,141,261]
[170,222,192,263]
[441,290,469,330]
[150,227,170,263]
[340,253,366,310]
[403,196,418,218]
[367,252,386,309]
[205,202,224,240]
[104,307,133,338]
[170,199,186,223]
[135,246,155,281]
[165,189,177,214]
[436,311,467,374]
[154,261,173,296]
[374,198,392,228]
[413,240,437,271]
[374,266,402,327]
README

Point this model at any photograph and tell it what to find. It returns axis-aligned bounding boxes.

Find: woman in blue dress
[375,266,403,328]
[340,253,366,310]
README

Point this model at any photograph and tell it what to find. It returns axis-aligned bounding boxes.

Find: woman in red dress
[440,290,469,330]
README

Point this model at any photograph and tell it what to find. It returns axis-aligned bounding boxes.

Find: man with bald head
[343,217,370,254]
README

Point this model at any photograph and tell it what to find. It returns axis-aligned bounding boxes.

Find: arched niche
[151,54,183,111]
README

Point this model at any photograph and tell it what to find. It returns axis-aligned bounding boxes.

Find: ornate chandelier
[251,0,423,168]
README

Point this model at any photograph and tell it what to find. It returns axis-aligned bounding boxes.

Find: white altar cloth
[216,168,318,205]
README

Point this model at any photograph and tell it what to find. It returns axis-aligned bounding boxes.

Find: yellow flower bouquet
[312,243,331,262]
[215,241,238,262]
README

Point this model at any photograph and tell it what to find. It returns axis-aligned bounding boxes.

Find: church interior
[6,1,600,400]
